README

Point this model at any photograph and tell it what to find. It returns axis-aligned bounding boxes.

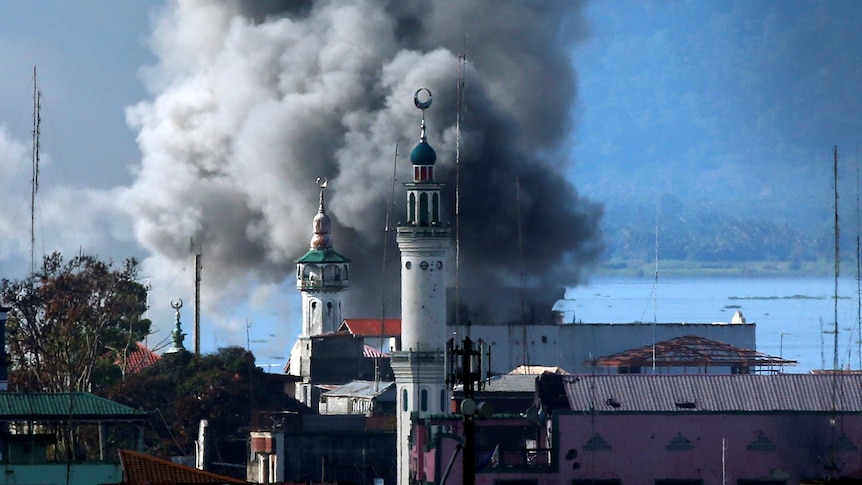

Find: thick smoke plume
[123,0,603,337]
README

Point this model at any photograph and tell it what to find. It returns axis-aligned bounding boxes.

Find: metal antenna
[455,34,467,338]
[30,66,41,276]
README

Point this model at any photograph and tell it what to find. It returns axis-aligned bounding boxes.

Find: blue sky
[0,1,859,368]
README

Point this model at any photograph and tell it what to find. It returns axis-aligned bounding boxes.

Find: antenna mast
[377,144,398,386]
[856,146,861,369]
[31,66,41,275]
[455,36,467,337]
[833,146,840,373]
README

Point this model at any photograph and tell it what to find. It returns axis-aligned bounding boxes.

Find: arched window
[440,389,447,412]
[402,389,409,412]
[408,193,416,223]
[432,193,440,223]
[326,301,332,316]
[419,193,429,226]
[420,388,428,412]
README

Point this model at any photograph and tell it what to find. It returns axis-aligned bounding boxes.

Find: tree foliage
[1,252,150,393]
[104,347,302,459]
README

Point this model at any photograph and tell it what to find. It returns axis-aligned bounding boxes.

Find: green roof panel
[296,248,350,264]
[0,393,147,420]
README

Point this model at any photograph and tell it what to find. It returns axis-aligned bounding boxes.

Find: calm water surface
[559,276,862,374]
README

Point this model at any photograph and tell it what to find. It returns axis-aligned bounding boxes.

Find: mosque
[248,89,804,485]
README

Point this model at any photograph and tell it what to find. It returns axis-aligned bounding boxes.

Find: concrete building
[416,373,862,484]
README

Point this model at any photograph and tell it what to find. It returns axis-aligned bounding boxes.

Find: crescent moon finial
[316,177,328,189]
[171,298,183,310]
[414,88,432,110]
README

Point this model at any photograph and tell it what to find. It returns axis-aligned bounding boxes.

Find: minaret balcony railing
[396,225,451,238]
[298,279,349,290]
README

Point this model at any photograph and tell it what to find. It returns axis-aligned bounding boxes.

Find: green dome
[410,141,436,165]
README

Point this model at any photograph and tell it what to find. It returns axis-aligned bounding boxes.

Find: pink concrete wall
[558,413,862,483]
[420,414,862,485]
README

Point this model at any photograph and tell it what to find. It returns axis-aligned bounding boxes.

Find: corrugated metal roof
[592,335,796,369]
[483,374,537,393]
[324,380,394,399]
[340,318,401,336]
[559,374,862,413]
[0,393,147,420]
[509,365,568,375]
[363,345,389,358]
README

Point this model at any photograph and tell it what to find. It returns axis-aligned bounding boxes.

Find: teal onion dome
[410,141,436,165]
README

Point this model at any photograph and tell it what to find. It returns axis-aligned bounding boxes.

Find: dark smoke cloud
[122,0,602,329]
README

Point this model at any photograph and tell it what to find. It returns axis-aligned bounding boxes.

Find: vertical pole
[99,421,107,461]
[194,252,201,356]
[462,337,475,485]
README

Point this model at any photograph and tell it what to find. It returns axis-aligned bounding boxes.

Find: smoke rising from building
[122,0,603,329]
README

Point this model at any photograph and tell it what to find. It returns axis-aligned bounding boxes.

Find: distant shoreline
[593,260,845,279]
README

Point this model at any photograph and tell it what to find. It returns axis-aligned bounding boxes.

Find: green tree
[1,252,151,393]
[105,347,303,459]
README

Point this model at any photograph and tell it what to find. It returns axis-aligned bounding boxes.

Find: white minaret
[296,178,350,337]
[392,88,451,485]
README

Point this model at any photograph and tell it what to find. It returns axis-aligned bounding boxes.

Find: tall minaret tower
[296,178,350,337]
[392,88,451,485]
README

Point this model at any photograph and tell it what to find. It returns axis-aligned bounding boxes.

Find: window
[402,389,408,412]
[440,389,447,412]
[432,192,440,223]
[408,193,416,223]
[420,389,428,412]
[419,193,429,226]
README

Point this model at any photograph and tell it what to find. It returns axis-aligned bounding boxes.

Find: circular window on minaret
[420,261,429,270]
[405,261,412,270]
[436,261,443,269]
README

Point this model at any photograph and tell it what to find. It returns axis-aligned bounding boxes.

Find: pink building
[414,373,862,485]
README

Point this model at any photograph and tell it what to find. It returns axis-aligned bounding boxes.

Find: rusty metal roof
[590,334,796,369]
[119,449,246,484]
[557,374,862,413]
[339,318,401,336]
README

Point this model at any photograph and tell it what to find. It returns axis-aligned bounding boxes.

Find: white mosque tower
[392,88,452,485]
[295,178,350,337]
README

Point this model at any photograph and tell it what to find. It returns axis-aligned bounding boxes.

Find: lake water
[558,276,862,374]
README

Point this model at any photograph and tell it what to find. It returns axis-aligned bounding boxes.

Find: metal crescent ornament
[171,298,183,310]
[316,177,328,189]
[414,88,432,110]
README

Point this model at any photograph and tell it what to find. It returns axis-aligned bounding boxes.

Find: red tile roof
[118,449,246,484]
[118,342,161,374]
[339,319,401,336]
